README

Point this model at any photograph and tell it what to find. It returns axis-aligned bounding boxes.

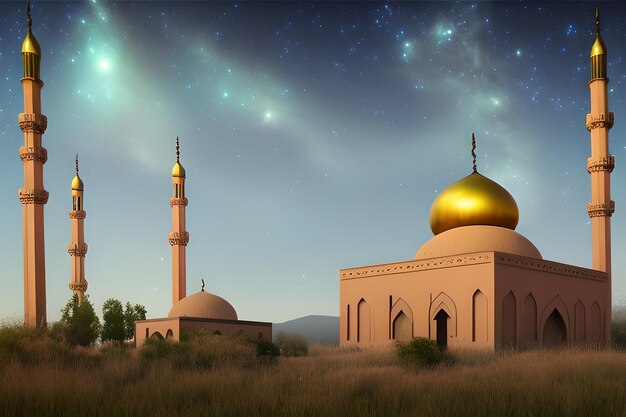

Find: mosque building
[134,140,272,344]
[339,11,614,349]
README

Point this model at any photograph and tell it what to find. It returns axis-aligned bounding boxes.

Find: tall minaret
[19,1,48,328]
[68,155,88,304]
[168,137,189,304]
[586,8,613,344]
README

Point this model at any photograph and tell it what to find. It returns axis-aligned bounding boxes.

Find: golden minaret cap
[429,133,519,235]
[71,154,84,192]
[590,8,607,79]
[172,137,186,178]
[21,1,41,80]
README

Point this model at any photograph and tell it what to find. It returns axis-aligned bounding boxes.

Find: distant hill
[273,315,339,345]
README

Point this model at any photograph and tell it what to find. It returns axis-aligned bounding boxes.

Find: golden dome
[591,35,606,57]
[168,291,238,320]
[172,161,186,178]
[429,172,519,235]
[22,30,41,55]
[71,174,84,191]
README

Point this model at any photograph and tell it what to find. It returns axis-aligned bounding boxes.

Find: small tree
[101,299,125,344]
[124,303,147,341]
[58,294,100,346]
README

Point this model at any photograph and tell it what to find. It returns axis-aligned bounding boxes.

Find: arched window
[392,311,412,342]
[357,299,371,343]
[472,290,487,343]
[574,300,586,343]
[523,293,537,347]
[502,291,516,347]
[166,329,174,340]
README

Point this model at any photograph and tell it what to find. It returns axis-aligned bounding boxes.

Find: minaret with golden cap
[168,137,189,305]
[19,1,48,328]
[586,8,613,344]
[68,155,88,304]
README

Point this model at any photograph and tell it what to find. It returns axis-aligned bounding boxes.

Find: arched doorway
[435,309,450,350]
[543,309,567,347]
[393,311,412,342]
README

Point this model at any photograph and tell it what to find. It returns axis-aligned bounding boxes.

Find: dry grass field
[1,324,626,417]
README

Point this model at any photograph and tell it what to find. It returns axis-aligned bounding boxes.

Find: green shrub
[397,337,444,367]
[56,295,100,346]
[274,332,308,357]
[254,339,280,360]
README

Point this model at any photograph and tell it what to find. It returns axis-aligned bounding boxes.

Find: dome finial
[75,153,79,175]
[176,137,180,163]
[27,1,32,32]
[471,132,477,173]
[201,279,205,292]
[596,7,600,34]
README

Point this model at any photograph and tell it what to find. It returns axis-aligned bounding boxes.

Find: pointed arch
[502,291,517,348]
[589,301,602,343]
[429,292,457,345]
[390,298,413,342]
[543,309,567,347]
[522,293,537,347]
[150,331,164,341]
[165,329,174,340]
[574,300,586,343]
[539,295,570,345]
[472,290,488,343]
[357,298,371,343]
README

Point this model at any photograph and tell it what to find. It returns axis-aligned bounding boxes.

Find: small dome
[22,30,41,55]
[71,174,84,191]
[172,161,186,178]
[591,34,606,57]
[429,172,519,236]
[415,225,542,260]
[168,291,237,320]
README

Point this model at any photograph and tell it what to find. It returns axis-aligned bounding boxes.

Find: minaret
[168,137,189,304]
[68,155,88,304]
[586,8,613,344]
[19,1,48,328]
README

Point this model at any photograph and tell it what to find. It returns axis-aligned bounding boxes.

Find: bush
[274,332,308,357]
[56,295,100,346]
[254,339,280,360]
[397,337,444,367]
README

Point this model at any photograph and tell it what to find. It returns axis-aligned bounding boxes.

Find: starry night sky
[1,1,626,324]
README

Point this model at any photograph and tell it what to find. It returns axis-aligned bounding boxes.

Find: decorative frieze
[587,201,615,218]
[67,243,88,257]
[19,145,47,163]
[170,198,189,207]
[341,254,492,279]
[18,187,48,204]
[585,112,614,130]
[168,231,189,246]
[587,155,615,173]
[18,112,47,134]
[495,254,607,281]
[68,210,86,219]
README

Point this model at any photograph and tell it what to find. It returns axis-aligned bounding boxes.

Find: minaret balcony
[587,155,615,173]
[69,210,86,219]
[587,201,615,218]
[170,197,188,207]
[67,243,88,257]
[18,187,48,205]
[168,231,189,246]
[69,280,88,292]
[586,112,614,130]
[19,145,47,163]
[18,113,47,134]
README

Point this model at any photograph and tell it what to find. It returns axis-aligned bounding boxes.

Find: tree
[101,299,125,344]
[57,294,100,346]
[124,303,147,341]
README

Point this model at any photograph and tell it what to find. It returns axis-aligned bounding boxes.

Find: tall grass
[1,322,626,416]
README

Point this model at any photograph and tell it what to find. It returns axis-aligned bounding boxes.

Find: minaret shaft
[19,78,48,328]
[587,74,613,345]
[169,138,188,305]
